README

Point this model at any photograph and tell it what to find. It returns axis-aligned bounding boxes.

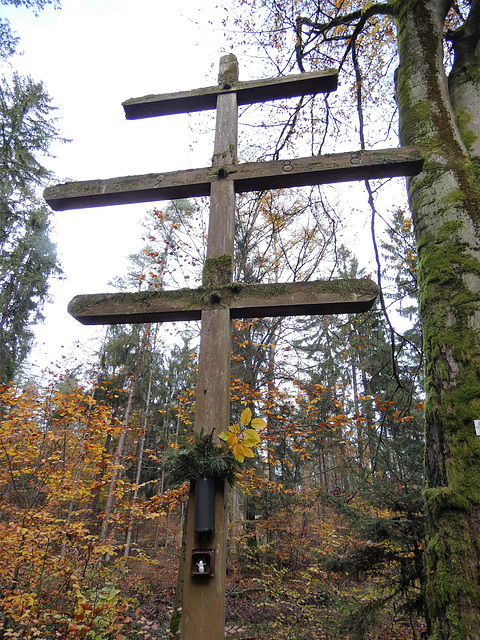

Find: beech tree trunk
[124,372,152,558]
[395,1,480,637]
[98,330,148,549]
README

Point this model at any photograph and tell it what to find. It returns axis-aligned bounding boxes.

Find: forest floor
[120,544,327,639]
[118,544,415,640]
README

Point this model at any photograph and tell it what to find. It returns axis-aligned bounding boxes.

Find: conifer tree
[0,4,63,382]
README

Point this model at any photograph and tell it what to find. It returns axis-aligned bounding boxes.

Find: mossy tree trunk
[395,0,480,637]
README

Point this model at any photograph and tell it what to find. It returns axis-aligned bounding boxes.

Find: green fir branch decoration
[168,429,239,486]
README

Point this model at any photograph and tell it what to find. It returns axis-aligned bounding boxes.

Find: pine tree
[0,70,62,382]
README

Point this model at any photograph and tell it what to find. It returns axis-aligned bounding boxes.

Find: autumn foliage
[0,342,425,639]
[0,377,186,638]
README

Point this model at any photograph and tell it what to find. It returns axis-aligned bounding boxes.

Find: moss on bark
[395,2,480,637]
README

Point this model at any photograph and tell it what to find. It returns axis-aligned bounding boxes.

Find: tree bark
[395,1,480,637]
[124,372,152,558]
[448,0,480,156]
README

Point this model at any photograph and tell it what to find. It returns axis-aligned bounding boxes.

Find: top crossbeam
[122,68,338,119]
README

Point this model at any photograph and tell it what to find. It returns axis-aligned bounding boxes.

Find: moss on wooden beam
[67,278,379,325]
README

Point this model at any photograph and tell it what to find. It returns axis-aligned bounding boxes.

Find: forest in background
[2,0,479,638]
[0,189,425,640]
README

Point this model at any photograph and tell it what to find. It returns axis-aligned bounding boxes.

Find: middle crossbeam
[44,147,423,211]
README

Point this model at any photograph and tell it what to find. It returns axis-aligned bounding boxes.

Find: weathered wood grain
[44,147,424,211]
[68,279,379,325]
[122,68,338,119]
[181,54,238,640]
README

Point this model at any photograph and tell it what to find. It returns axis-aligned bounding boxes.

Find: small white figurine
[197,559,206,573]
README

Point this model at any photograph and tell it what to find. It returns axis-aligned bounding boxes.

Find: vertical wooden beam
[180,54,238,640]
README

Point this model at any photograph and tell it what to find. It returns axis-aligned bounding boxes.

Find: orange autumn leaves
[219,407,266,462]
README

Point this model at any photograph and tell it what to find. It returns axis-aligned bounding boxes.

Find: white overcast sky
[2,0,243,374]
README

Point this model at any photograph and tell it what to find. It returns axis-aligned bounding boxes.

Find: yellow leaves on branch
[0,377,189,638]
[219,407,266,463]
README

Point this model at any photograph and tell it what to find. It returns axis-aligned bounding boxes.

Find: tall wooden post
[180,54,238,640]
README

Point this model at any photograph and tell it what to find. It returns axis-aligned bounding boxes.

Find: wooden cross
[44,54,423,640]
